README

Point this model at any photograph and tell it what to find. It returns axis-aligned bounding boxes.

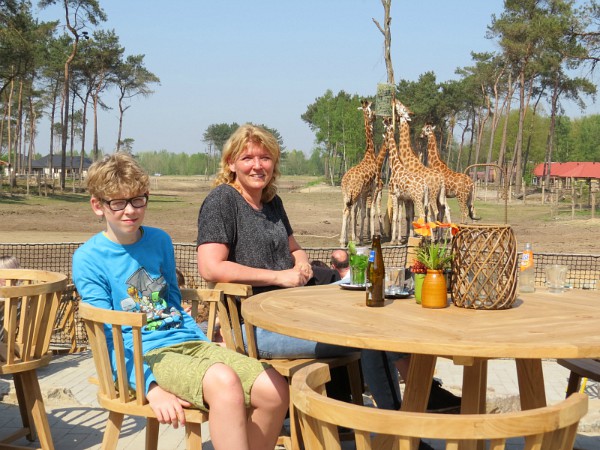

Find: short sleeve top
[196,184,295,282]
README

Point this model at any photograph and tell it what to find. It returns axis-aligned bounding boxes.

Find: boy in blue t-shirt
[73,152,288,450]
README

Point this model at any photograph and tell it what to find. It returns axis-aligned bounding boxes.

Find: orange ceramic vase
[421,270,448,308]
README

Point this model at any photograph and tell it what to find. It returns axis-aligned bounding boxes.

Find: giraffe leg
[390,196,397,244]
[350,202,358,244]
[403,201,415,243]
[341,202,351,246]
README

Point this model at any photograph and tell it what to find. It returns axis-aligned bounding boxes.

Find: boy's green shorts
[144,341,271,411]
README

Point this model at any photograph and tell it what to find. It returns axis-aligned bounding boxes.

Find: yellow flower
[412,218,435,237]
[435,221,459,236]
[412,219,459,237]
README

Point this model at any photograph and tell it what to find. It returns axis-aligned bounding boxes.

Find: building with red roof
[533,162,600,188]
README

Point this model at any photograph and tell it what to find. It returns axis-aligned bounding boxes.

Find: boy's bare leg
[203,363,250,450]
[247,368,289,450]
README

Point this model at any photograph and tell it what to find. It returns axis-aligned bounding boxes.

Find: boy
[73,153,288,450]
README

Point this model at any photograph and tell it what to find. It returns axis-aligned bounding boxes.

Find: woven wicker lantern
[450,224,518,310]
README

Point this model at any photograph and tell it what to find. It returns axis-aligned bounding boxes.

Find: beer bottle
[366,234,385,307]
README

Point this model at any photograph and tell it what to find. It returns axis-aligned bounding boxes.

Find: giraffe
[393,99,448,233]
[340,100,378,246]
[368,137,389,238]
[382,116,428,244]
[420,123,479,223]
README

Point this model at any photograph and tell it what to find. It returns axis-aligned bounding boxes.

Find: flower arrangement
[411,219,458,271]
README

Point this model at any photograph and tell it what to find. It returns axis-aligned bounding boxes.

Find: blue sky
[35,0,598,156]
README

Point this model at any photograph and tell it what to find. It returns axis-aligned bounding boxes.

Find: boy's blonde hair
[86,152,150,199]
[214,124,280,203]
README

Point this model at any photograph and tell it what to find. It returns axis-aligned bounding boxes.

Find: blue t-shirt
[73,226,207,393]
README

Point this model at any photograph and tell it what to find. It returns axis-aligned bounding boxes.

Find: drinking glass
[545,264,568,293]
[349,247,368,286]
[385,267,405,295]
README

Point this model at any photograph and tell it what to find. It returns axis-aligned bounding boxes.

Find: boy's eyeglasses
[101,194,148,211]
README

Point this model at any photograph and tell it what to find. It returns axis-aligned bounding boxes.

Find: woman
[196,124,404,413]
[196,124,348,358]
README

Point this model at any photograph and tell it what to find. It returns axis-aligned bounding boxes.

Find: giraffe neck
[427,133,447,170]
[385,125,400,171]
[363,113,376,166]
[398,120,421,166]
[375,140,388,171]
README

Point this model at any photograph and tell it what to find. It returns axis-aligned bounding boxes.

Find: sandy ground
[1,176,600,254]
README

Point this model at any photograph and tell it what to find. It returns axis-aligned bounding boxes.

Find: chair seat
[557,358,600,381]
[0,352,53,375]
[266,353,362,378]
[557,358,600,397]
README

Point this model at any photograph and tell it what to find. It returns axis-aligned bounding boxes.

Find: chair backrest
[79,288,223,406]
[291,362,588,450]
[0,269,67,369]
[180,287,222,341]
[207,282,257,357]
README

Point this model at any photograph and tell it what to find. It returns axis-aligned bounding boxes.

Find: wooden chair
[292,362,589,450]
[209,282,363,450]
[51,284,86,354]
[78,287,223,450]
[0,269,68,450]
[557,358,600,397]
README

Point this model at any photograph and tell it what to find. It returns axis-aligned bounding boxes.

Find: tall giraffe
[394,99,448,229]
[369,137,389,238]
[383,116,428,244]
[340,100,377,246]
[420,123,479,223]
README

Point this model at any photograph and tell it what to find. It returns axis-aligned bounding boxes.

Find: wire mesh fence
[1,242,598,351]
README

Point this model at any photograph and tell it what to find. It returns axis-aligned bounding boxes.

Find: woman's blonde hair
[86,152,150,200]
[214,124,280,203]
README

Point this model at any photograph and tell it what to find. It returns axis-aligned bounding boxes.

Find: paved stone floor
[1,352,599,449]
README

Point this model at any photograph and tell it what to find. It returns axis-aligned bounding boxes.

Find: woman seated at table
[196,123,402,409]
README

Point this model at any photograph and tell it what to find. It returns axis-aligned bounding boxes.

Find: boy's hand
[147,383,192,428]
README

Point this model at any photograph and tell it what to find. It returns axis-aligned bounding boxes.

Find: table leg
[402,354,437,412]
[459,358,488,450]
[371,354,437,450]
[515,359,546,410]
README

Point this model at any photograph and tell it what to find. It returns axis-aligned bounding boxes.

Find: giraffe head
[382,116,394,136]
[359,100,375,122]
[393,99,412,124]
[420,123,436,139]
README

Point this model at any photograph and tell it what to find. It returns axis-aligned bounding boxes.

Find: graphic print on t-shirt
[121,267,182,331]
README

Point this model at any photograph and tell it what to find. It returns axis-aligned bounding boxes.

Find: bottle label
[520,250,534,271]
[368,250,375,262]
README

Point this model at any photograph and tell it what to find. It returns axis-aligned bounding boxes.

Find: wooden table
[243,284,600,446]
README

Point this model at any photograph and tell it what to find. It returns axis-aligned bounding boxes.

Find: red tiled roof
[532,162,600,179]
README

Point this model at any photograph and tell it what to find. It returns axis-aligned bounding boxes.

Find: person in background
[0,255,21,340]
[72,152,288,450]
[0,255,20,284]
[330,249,350,284]
[310,259,340,285]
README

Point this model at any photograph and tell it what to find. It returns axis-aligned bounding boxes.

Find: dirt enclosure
[1,175,600,255]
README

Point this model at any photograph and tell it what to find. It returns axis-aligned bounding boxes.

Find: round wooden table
[243,284,600,414]
[244,284,600,449]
